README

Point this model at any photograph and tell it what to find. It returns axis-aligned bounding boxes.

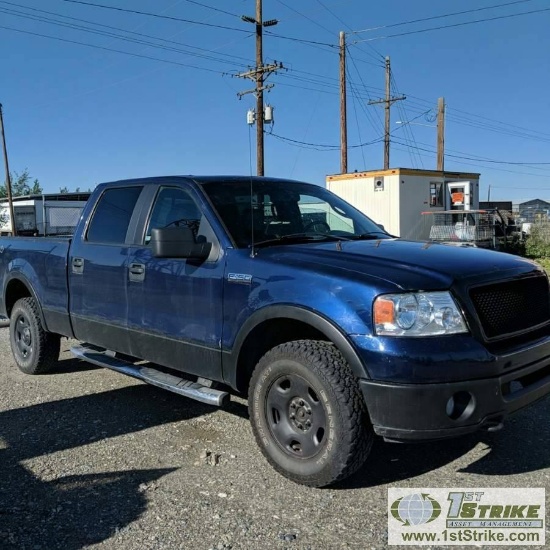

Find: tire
[9,297,60,375]
[249,340,373,487]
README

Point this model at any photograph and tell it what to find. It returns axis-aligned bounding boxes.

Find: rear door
[69,185,144,353]
[125,184,225,381]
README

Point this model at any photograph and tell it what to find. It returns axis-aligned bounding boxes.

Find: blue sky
[1,0,549,204]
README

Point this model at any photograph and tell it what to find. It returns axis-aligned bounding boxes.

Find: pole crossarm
[368,95,406,106]
[237,83,274,99]
[235,62,283,82]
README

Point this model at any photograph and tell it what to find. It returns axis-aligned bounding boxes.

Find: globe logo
[391,493,441,526]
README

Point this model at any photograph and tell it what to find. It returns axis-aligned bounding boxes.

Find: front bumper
[360,353,550,442]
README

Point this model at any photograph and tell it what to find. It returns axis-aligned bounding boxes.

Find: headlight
[373,291,468,336]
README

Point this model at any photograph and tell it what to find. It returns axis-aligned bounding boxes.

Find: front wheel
[9,297,60,375]
[249,340,373,487]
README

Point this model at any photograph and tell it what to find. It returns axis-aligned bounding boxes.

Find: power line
[266,131,383,151]
[392,138,550,166]
[0,24,234,74]
[263,30,336,49]
[274,0,334,35]
[0,1,254,64]
[351,0,535,33]
[0,5,253,68]
[390,144,550,180]
[176,0,241,19]
[346,69,367,168]
[59,0,250,33]
[390,73,424,168]
[345,49,384,133]
[401,97,550,145]
[352,6,550,43]
[313,0,385,63]
[447,106,550,140]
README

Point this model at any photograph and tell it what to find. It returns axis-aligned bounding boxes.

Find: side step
[71,345,229,407]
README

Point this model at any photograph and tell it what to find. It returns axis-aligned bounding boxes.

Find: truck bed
[0,236,72,336]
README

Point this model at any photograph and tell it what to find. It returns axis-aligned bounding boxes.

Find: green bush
[525,223,550,259]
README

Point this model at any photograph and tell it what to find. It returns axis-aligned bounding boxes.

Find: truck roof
[98,175,315,188]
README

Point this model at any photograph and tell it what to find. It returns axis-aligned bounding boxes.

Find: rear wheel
[249,340,373,487]
[9,297,60,375]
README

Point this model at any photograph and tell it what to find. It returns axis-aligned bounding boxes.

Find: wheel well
[235,318,327,395]
[5,279,32,317]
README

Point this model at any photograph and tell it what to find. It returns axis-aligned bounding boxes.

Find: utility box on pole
[326,168,480,240]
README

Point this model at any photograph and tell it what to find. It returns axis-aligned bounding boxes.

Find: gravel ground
[1,326,549,550]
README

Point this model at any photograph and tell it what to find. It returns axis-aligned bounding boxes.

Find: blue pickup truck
[1,176,550,487]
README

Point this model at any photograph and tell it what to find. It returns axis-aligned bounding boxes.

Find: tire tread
[249,339,373,487]
[10,297,60,375]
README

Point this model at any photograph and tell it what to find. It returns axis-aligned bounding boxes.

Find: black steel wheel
[266,373,328,460]
[9,297,60,375]
[249,340,373,487]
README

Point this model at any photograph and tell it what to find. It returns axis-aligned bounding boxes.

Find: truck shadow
[0,380,244,549]
[336,397,550,490]
[44,357,102,374]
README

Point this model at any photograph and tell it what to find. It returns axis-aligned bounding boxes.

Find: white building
[326,168,480,240]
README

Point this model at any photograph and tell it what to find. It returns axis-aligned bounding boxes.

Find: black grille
[470,275,550,339]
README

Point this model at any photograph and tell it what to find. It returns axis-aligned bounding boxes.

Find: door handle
[72,257,84,274]
[129,262,145,282]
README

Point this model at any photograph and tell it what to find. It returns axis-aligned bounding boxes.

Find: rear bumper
[360,354,550,442]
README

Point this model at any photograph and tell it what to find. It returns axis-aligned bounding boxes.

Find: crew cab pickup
[1,176,550,487]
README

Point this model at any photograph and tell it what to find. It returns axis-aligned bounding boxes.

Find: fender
[225,304,371,388]
[3,271,48,331]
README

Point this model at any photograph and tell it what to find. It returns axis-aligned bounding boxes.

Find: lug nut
[290,413,295,419]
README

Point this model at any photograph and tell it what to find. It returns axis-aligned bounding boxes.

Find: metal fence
[418,210,499,247]
[42,204,84,235]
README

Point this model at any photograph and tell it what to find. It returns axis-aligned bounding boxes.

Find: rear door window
[86,186,143,244]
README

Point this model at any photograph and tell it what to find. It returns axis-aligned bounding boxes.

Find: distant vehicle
[1,176,549,487]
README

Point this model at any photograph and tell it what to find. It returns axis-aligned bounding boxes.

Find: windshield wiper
[350,231,393,240]
[252,233,347,249]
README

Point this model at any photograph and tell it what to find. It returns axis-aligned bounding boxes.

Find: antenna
[249,177,255,258]
[248,124,256,258]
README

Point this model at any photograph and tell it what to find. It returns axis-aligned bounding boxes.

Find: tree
[0,169,42,197]
[59,186,69,194]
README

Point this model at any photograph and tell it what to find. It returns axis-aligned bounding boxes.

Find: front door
[126,185,225,381]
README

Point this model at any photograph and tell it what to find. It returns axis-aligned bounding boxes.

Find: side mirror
[377,223,386,232]
[150,227,211,259]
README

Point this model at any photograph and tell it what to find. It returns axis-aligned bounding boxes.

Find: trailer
[0,192,90,236]
[326,168,480,240]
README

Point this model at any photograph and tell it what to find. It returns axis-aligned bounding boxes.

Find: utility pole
[0,104,16,236]
[339,31,347,174]
[237,0,282,176]
[368,56,406,170]
[436,97,445,171]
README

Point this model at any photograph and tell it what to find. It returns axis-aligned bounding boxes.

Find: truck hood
[257,238,540,291]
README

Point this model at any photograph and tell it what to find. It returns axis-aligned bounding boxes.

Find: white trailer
[326,168,480,240]
[0,193,90,236]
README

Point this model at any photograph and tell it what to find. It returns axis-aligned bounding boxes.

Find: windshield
[200,179,389,248]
